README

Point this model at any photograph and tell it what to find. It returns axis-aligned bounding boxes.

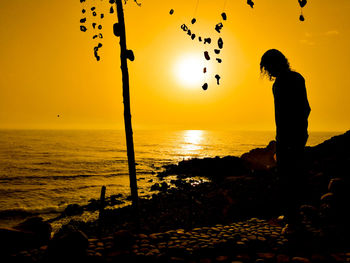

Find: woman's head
[260,49,291,80]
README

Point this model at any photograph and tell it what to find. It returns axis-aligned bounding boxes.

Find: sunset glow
[0,0,349,131]
[174,55,207,87]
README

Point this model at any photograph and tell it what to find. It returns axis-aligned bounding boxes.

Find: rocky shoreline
[2,130,350,262]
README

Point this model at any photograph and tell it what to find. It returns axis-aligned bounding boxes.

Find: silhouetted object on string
[216,58,222,63]
[204,51,210,60]
[215,74,221,85]
[204,38,211,44]
[169,9,174,15]
[82,9,86,14]
[221,12,227,21]
[93,11,97,16]
[298,0,307,8]
[191,18,196,24]
[80,0,86,2]
[110,6,114,13]
[247,0,254,8]
[101,14,104,19]
[260,49,311,230]
[98,25,102,30]
[94,43,102,61]
[215,23,223,33]
[93,34,98,39]
[57,115,60,118]
[126,49,135,61]
[91,7,96,11]
[202,83,208,90]
[203,67,207,73]
[99,33,103,38]
[80,18,86,23]
[191,34,196,40]
[181,24,188,31]
[214,49,220,54]
[187,30,192,36]
[298,0,307,21]
[218,37,223,49]
[198,36,202,42]
[92,23,96,29]
[80,25,87,32]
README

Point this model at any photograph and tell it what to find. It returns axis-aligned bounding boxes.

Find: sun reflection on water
[181,130,204,156]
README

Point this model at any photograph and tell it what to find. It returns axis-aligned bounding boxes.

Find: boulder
[64,203,84,216]
[47,227,88,262]
[241,140,277,171]
[0,217,51,255]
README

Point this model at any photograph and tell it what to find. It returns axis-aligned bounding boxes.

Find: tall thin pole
[115,0,139,223]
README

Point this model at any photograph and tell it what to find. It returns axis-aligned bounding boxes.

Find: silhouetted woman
[260,49,311,233]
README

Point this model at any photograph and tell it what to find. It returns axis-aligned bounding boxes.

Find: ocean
[0,129,342,229]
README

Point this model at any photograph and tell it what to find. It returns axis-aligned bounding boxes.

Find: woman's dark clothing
[272,70,311,225]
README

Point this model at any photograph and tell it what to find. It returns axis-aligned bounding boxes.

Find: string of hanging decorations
[169,0,308,91]
[78,0,308,69]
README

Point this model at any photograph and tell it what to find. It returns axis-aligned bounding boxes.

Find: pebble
[291,257,311,263]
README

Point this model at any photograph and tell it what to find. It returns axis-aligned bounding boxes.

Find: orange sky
[0,0,349,131]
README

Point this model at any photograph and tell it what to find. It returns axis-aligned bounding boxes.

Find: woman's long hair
[260,49,291,80]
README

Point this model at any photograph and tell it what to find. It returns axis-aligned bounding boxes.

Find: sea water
[0,129,341,228]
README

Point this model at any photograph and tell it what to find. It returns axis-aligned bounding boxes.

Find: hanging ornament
[215,74,221,85]
[80,18,86,23]
[298,0,307,8]
[204,51,210,61]
[80,25,87,32]
[191,18,197,24]
[221,12,227,21]
[247,0,254,8]
[181,24,188,31]
[216,58,222,63]
[169,9,174,15]
[203,67,207,73]
[202,83,208,90]
[299,14,305,21]
[214,49,220,55]
[218,38,223,49]
[215,23,223,33]
[204,38,211,44]
[94,43,103,61]
[191,34,196,40]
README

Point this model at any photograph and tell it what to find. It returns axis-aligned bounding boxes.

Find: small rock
[291,257,311,263]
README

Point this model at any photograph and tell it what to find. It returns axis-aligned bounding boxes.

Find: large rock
[241,140,276,171]
[47,226,88,262]
[0,217,51,255]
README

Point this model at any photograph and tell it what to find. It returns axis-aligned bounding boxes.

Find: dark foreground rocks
[6,130,350,262]
[0,217,51,254]
[10,218,350,263]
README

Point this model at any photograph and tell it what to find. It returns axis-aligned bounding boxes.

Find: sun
[174,54,209,87]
